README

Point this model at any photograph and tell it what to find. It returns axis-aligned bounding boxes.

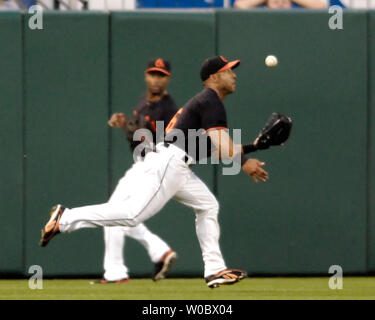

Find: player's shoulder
[196,87,216,100]
[195,88,222,107]
[196,88,224,111]
[181,89,219,115]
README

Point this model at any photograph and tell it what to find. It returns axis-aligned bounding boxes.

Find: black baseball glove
[254,112,292,150]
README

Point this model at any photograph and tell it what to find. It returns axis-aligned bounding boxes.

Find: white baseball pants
[103,158,171,281]
[59,143,227,277]
[103,225,171,281]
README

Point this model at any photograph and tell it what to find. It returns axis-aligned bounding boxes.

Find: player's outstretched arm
[108,112,127,131]
[208,129,268,183]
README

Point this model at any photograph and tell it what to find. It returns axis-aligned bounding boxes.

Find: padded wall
[0,12,23,274]
[216,11,368,274]
[1,10,374,277]
[23,12,109,276]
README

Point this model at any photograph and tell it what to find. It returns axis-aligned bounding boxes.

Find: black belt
[163,142,190,164]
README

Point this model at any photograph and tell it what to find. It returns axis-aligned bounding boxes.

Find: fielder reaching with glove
[40,56,291,288]
[94,58,178,284]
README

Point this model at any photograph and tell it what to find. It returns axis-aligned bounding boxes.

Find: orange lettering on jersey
[166,108,184,133]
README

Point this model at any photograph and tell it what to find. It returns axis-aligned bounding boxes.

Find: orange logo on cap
[220,56,228,63]
[155,58,165,68]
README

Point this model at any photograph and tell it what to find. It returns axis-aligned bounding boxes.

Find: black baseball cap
[146,58,171,76]
[200,56,240,81]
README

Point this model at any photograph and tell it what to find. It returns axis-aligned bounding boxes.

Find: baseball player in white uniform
[40,56,269,288]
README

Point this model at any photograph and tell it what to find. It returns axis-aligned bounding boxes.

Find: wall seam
[366,11,372,274]
[107,13,113,198]
[21,12,27,277]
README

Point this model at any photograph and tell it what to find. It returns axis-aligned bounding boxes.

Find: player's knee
[203,198,219,217]
[124,218,138,227]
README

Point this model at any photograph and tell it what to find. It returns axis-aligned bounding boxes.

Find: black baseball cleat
[152,250,177,281]
[205,269,247,289]
[39,204,65,247]
[89,278,130,285]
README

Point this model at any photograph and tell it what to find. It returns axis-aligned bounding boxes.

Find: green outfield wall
[23,12,109,276]
[217,10,368,274]
[0,10,374,277]
[0,12,23,274]
[369,11,375,272]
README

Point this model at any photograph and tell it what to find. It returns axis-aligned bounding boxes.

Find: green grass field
[0,277,374,300]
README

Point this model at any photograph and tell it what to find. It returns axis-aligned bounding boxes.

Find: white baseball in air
[265,55,278,67]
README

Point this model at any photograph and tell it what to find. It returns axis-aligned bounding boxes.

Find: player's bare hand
[242,158,268,183]
[108,113,127,130]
